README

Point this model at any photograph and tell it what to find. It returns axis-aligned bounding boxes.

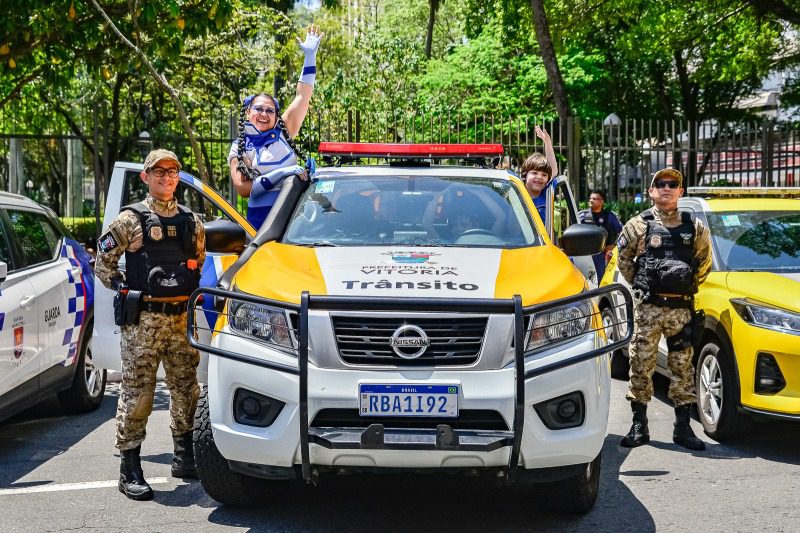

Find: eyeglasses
[149,167,179,178]
[653,181,680,189]
[251,105,276,115]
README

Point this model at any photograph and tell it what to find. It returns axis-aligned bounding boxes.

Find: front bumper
[732,315,800,417]
[189,287,633,480]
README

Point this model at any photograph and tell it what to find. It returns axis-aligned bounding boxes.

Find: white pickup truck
[96,144,632,514]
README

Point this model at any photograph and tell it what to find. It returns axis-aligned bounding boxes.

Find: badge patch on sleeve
[616,235,627,249]
[98,231,118,253]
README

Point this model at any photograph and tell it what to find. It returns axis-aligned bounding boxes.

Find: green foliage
[576,200,646,224]
[61,216,100,245]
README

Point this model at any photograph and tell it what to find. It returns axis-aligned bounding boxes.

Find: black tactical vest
[123,202,199,298]
[632,209,696,296]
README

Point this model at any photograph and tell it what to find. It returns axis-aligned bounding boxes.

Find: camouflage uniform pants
[115,310,200,451]
[625,302,696,406]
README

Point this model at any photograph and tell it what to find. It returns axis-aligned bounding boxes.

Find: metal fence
[2,105,798,232]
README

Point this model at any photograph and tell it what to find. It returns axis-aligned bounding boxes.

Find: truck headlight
[229,300,295,349]
[731,298,800,335]
[526,299,594,352]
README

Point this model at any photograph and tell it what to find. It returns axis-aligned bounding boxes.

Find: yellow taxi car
[600,187,800,441]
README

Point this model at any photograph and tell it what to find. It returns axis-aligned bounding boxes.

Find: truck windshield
[282,175,541,247]
[707,211,800,272]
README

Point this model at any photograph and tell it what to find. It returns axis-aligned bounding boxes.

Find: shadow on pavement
[202,436,657,533]
[648,373,800,465]
[0,382,172,488]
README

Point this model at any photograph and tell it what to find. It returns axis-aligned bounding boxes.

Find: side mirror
[560,223,606,257]
[0,260,7,283]
[204,220,246,255]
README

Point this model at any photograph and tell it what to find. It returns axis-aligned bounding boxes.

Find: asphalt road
[1,372,798,533]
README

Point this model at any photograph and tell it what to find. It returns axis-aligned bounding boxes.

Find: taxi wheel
[695,340,752,441]
[194,386,276,507]
[602,307,629,380]
[58,322,107,413]
[531,453,601,514]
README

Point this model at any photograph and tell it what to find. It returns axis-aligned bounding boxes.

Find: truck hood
[725,272,800,312]
[234,244,585,306]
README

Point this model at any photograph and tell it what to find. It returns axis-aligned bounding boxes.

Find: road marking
[0,477,170,496]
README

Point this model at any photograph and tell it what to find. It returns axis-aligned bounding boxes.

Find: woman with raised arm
[228,24,324,230]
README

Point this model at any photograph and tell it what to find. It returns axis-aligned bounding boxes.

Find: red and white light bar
[318,142,504,158]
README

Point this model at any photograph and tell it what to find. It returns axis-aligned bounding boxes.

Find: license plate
[359,384,459,417]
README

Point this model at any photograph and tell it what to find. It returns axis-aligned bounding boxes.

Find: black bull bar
[186,284,633,482]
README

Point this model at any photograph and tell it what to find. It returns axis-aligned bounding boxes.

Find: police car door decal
[315,248,502,298]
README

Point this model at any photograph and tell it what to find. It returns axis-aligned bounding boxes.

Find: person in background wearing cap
[616,168,711,451]
[578,189,623,278]
[520,125,559,222]
[229,24,323,230]
[96,148,206,500]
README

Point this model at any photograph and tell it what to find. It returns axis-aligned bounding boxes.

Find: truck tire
[601,307,629,380]
[193,385,275,507]
[532,453,601,514]
[58,322,107,413]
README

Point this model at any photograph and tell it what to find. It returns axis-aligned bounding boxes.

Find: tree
[425,0,441,59]
[529,0,570,122]
[89,0,209,181]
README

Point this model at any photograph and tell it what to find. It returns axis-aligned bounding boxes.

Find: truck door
[93,165,254,381]
[545,177,598,286]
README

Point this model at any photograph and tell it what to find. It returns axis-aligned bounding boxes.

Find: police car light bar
[318,142,504,158]
[688,187,800,198]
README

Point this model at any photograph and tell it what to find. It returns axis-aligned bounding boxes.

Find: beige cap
[143,149,181,171]
[651,168,682,187]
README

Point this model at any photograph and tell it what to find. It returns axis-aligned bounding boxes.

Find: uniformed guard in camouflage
[616,168,711,451]
[97,149,206,500]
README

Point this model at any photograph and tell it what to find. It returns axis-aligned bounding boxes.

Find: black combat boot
[673,404,706,451]
[171,431,198,479]
[620,401,650,447]
[119,446,153,501]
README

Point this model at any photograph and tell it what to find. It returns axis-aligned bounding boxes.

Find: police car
[0,192,100,423]
[600,187,800,440]
[97,143,630,513]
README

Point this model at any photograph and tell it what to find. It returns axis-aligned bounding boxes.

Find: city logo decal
[13,326,23,359]
[383,251,440,264]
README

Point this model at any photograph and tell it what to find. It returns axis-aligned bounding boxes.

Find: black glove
[110,276,127,292]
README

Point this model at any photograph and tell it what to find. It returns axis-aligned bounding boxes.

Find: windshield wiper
[295,240,341,247]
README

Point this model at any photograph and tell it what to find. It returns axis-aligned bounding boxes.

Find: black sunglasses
[653,181,680,189]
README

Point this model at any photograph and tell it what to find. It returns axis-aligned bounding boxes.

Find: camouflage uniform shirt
[96,195,206,290]
[616,206,711,291]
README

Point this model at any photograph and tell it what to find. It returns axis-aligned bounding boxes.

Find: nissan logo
[389,325,430,359]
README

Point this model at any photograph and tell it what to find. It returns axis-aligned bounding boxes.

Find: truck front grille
[332,316,487,366]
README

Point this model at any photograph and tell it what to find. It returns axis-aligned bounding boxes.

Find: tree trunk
[425,0,441,59]
[529,0,570,122]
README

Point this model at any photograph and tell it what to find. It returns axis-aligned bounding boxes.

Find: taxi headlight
[732,298,800,335]
[228,300,295,349]
[526,299,594,352]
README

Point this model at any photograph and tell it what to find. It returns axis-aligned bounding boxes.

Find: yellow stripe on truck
[235,243,327,303]
[496,247,585,306]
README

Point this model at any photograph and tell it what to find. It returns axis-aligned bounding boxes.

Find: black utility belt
[141,301,187,315]
[647,294,692,309]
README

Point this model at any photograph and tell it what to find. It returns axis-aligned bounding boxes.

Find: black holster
[691,308,706,351]
[114,290,143,326]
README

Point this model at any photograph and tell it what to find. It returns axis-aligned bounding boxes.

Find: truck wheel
[601,307,629,380]
[695,340,752,441]
[58,324,107,413]
[193,386,275,507]
[549,453,601,514]
[526,453,601,514]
